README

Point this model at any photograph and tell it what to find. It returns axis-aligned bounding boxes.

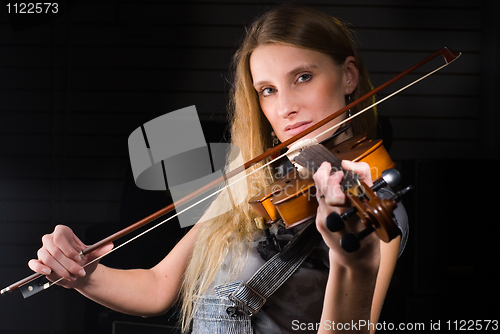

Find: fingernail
[79,269,86,277]
[74,254,82,262]
[42,267,51,275]
[69,274,77,281]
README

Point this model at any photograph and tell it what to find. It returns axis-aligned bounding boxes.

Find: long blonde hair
[179,5,377,331]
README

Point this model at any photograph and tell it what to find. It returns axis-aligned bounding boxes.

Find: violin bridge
[19,277,51,299]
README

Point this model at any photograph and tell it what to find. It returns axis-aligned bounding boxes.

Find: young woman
[29,5,408,333]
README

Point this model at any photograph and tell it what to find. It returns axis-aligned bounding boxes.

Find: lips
[284,121,312,136]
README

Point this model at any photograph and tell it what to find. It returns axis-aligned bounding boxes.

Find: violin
[249,132,393,226]
[249,130,410,252]
[1,47,460,297]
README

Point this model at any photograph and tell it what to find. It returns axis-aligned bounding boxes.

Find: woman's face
[249,44,358,145]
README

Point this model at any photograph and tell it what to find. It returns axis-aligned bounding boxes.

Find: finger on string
[313,162,333,197]
[341,160,373,187]
[323,171,346,207]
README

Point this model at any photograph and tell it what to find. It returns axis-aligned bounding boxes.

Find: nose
[277,89,298,118]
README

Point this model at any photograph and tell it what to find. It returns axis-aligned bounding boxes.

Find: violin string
[47,60,452,289]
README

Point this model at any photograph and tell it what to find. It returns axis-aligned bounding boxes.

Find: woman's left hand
[313,160,380,268]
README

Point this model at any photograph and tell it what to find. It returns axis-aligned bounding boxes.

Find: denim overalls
[190,187,409,334]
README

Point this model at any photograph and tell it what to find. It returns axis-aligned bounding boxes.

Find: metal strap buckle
[228,282,267,316]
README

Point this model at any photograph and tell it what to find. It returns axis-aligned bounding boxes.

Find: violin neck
[293,144,360,191]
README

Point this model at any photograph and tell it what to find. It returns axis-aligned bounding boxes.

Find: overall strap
[217,219,321,316]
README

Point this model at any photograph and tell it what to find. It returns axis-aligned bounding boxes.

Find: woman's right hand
[28,225,113,289]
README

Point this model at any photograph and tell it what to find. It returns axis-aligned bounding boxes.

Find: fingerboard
[293,144,360,191]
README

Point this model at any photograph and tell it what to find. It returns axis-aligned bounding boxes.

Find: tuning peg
[326,207,357,232]
[340,233,361,252]
[340,225,375,253]
[326,212,345,232]
[386,185,414,203]
[372,168,401,192]
[395,185,414,201]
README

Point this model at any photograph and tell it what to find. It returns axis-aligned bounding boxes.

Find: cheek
[303,86,338,119]
[258,96,273,118]
[260,105,273,123]
[261,106,280,133]
[314,80,345,112]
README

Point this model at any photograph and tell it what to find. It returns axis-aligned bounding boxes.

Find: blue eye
[259,87,276,97]
[297,73,312,83]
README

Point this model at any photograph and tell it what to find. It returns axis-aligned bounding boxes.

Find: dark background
[0,0,498,333]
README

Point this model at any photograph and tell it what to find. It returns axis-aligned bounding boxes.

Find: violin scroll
[325,168,413,252]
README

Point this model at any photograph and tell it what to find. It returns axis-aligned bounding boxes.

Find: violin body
[330,133,395,181]
[249,134,395,229]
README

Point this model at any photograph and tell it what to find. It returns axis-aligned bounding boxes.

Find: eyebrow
[253,64,319,88]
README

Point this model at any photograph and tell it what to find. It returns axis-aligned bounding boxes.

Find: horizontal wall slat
[377,96,479,118]
[0,201,121,223]
[0,134,128,157]
[0,179,124,201]
[68,47,234,69]
[0,222,89,244]
[371,73,479,96]
[67,69,229,92]
[357,29,481,52]
[0,157,128,179]
[362,51,479,74]
[322,6,481,30]
[389,139,478,160]
[391,118,478,140]
[66,91,228,116]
